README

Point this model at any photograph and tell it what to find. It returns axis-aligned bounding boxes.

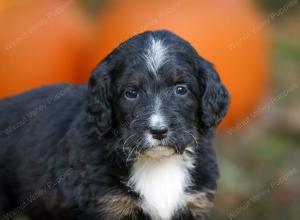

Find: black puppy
[0,30,229,220]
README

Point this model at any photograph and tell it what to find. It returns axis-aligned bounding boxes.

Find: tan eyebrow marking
[173,72,181,83]
[131,77,140,87]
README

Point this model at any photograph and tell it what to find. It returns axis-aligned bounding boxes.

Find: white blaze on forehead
[144,37,168,75]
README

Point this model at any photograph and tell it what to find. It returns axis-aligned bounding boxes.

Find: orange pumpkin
[83,0,270,129]
[0,0,87,98]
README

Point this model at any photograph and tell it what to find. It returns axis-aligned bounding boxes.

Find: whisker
[122,134,136,155]
[126,136,143,164]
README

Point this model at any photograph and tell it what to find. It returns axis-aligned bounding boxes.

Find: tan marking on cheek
[187,191,215,219]
[98,194,138,218]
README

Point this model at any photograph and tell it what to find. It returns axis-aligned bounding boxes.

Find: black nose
[149,126,168,140]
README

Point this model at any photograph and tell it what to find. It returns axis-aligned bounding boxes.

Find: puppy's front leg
[185,191,215,220]
[97,194,146,220]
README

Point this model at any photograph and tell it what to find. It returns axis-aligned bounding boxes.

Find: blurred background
[0,0,299,219]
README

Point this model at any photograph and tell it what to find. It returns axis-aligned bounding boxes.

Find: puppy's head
[87,30,229,160]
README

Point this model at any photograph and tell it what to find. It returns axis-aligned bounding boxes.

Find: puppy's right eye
[124,89,138,100]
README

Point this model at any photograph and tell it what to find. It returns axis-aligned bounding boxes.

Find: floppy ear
[197,58,230,128]
[86,60,113,134]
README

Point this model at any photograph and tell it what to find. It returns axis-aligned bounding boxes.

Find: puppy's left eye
[175,85,188,96]
[124,89,138,100]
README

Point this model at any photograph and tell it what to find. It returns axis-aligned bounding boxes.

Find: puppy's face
[87,31,229,160]
[114,41,200,158]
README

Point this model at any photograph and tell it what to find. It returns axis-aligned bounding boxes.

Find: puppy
[0,30,229,220]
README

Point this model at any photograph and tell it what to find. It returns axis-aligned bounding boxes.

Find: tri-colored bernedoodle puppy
[0,30,229,220]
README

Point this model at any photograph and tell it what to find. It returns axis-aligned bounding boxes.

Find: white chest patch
[128,155,193,220]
